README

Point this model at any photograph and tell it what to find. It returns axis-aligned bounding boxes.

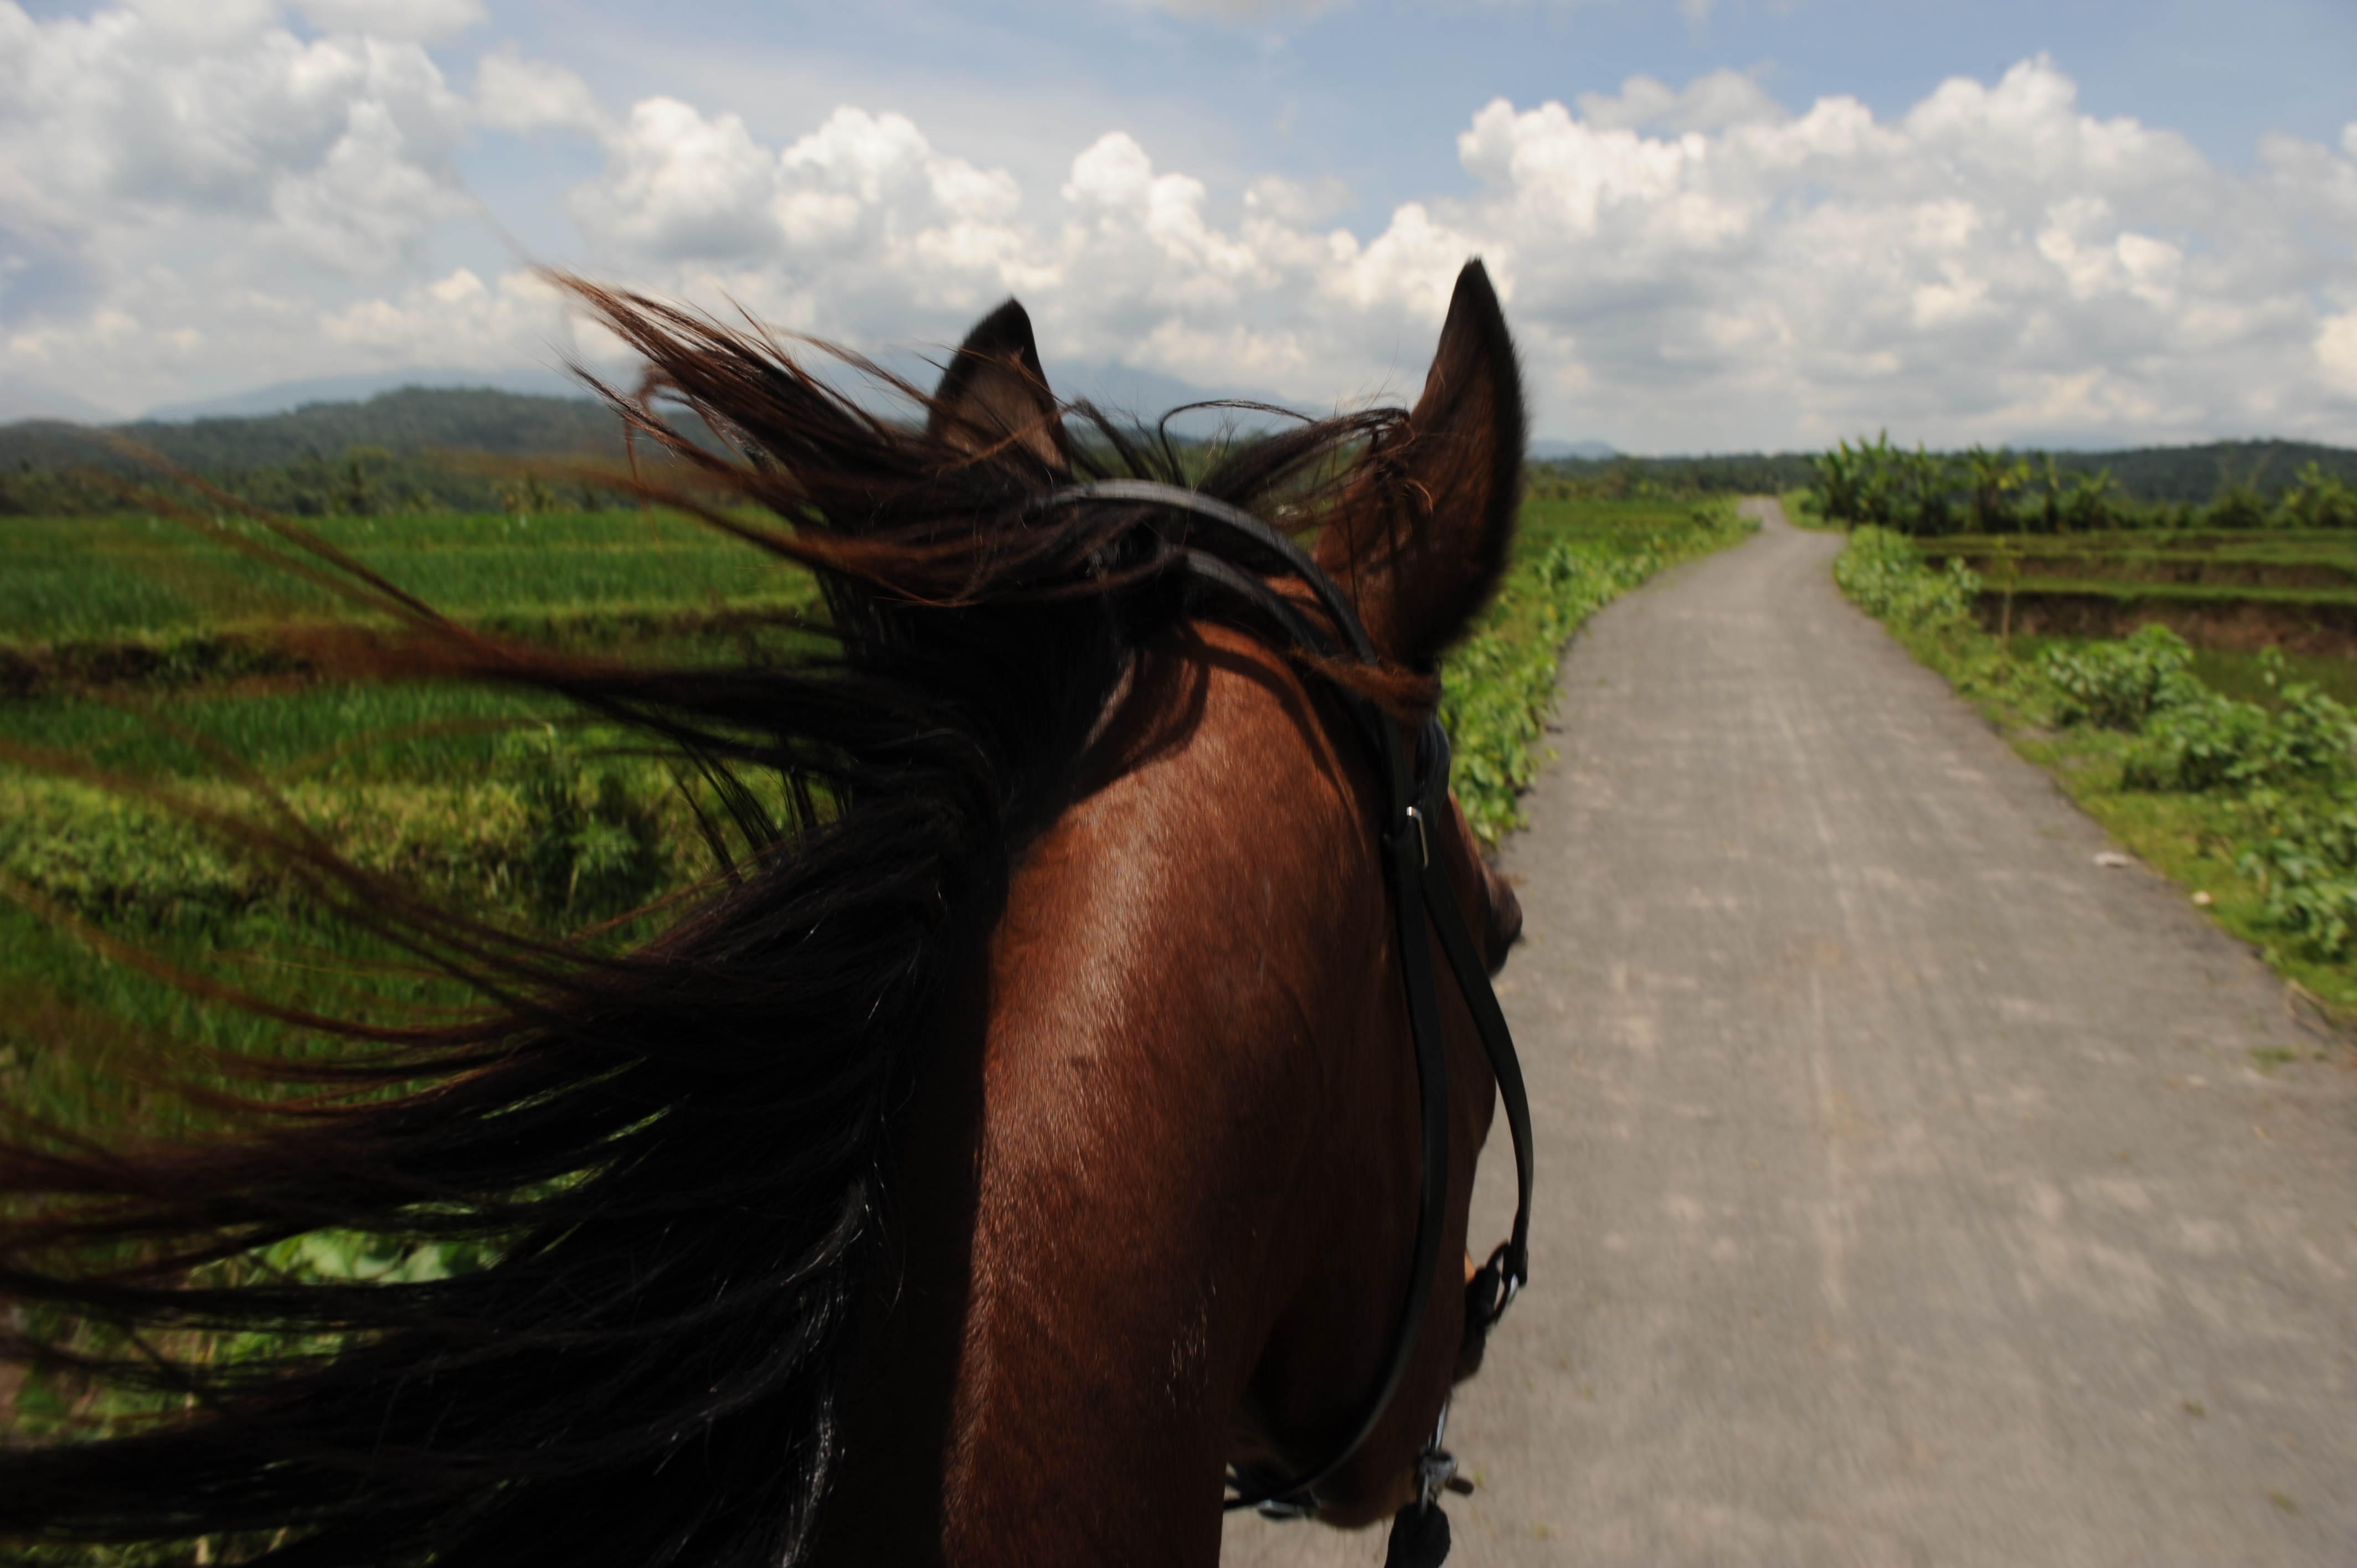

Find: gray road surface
[1224,501,2356,1566]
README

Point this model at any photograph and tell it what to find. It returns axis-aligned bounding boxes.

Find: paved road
[1224,501,2357,1566]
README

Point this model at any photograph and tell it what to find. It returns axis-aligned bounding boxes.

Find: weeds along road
[1224,500,2357,1567]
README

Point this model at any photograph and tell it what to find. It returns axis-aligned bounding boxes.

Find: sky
[3,0,2354,452]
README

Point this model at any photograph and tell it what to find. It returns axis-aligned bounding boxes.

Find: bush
[2203,484,2270,530]
[2119,662,2357,793]
[1442,504,1755,847]
[2282,462,2357,529]
[2119,690,2278,791]
[1444,537,1669,845]
[2038,624,2199,730]
[1831,527,1979,627]
[2239,792,2357,958]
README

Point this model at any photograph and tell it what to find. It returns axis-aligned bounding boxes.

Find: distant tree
[2281,462,2357,528]
[1963,445,2030,533]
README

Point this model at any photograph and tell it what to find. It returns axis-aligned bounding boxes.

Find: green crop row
[1915,529,2357,595]
[0,508,816,642]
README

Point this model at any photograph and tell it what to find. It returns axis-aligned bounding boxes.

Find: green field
[1907,530,2357,656]
[0,495,1752,1178]
[1,508,816,642]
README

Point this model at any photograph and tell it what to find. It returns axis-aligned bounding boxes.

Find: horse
[0,260,1534,1568]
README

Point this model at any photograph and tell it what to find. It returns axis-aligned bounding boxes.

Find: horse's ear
[928,298,1071,473]
[1316,261,1526,671]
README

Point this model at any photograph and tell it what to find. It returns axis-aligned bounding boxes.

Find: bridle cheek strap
[1417,725,1533,1354]
[1223,709,1533,1520]
[1025,482,1536,1520]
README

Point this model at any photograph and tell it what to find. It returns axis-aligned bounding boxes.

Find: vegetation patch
[1835,527,2357,1023]
[1443,497,1757,846]
[1812,432,2357,536]
[0,491,1748,1144]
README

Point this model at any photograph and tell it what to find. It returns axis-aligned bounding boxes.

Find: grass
[1779,488,1840,532]
[1916,530,2357,620]
[0,508,817,643]
[2,684,566,779]
[1443,496,1758,845]
[1872,533,2357,667]
[2003,637,2357,711]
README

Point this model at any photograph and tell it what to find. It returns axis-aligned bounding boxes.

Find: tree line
[1809,434,2357,534]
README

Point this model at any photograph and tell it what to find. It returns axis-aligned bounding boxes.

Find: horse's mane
[0,277,1423,1567]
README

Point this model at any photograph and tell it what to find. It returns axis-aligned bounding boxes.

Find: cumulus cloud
[474,48,608,137]
[1575,68,1785,132]
[6,18,2354,448]
[493,54,2357,446]
[1449,58,2356,446]
[0,0,472,279]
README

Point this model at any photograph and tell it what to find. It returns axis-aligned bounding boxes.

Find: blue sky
[4,0,2354,451]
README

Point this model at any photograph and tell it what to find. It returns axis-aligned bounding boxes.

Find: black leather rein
[1028,480,1537,1518]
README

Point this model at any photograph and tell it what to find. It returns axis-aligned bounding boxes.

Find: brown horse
[0,261,1531,1567]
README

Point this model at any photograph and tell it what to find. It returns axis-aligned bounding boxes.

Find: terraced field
[1917,530,2357,653]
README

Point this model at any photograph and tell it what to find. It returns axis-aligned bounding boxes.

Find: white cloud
[1576,69,1787,133]
[295,0,486,43]
[0,1,472,276]
[5,23,2354,448]
[1242,174,1355,225]
[2320,315,2357,400]
[2,263,590,415]
[474,48,608,137]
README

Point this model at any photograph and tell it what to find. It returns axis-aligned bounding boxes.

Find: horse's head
[0,256,1532,1568]
[857,261,1531,1552]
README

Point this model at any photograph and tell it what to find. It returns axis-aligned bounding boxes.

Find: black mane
[0,278,1414,1567]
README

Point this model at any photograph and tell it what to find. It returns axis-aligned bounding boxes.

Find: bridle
[1031,481,1537,1522]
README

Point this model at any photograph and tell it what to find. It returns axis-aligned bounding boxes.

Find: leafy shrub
[2119,690,2278,791]
[2038,624,2199,730]
[0,740,683,938]
[506,728,672,919]
[1443,505,1754,847]
[2120,666,2357,792]
[1444,537,1668,845]
[1831,527,1979,627]
[2238,791,2357,958]
[2202,484,2270,530]
[2282,462,2357,529]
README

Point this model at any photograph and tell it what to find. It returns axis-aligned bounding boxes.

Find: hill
[0,386,638,517]
[7,387,2353,517]
[0,386,623,472]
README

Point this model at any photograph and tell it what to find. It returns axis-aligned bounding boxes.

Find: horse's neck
[815,996,1236,1566]
[810,643,1419,1566]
